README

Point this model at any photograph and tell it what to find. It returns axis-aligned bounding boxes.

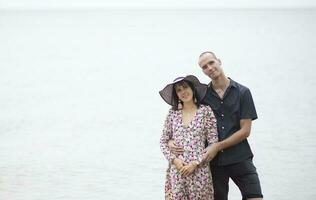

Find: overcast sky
[1,0,316,10]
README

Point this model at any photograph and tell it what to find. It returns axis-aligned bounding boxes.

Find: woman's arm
[200,106,219,164]
[160,109,177,164]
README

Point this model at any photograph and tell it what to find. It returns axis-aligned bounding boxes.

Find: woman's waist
[175,143,205,152]
[177,150,204,161]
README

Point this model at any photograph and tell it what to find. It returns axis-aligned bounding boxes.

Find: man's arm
[217,119,252,150]
[202,119,252,163]
[168,140,184,155]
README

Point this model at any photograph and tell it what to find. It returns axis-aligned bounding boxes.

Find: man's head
[198,51,224,80]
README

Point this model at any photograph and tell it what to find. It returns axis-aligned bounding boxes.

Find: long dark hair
[171,80,201,110]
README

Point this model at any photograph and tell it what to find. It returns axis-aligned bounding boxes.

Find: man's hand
[201,143,220,164]
[173,158,187,171]
[179,161,198,176]
[168,140,184,155]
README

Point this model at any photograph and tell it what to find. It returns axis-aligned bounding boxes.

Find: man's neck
[211,75,230,90]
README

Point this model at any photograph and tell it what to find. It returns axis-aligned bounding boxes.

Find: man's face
[198,53,222,80]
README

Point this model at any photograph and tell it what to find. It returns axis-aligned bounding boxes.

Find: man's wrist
[215,142,222,152]
[167,140,174,148]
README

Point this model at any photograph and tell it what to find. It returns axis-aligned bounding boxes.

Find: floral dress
[160,105,218,200]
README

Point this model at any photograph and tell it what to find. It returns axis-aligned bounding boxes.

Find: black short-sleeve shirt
[202,78,257,166]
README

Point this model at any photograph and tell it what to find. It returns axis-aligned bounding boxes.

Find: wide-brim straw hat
[159,75,208,106]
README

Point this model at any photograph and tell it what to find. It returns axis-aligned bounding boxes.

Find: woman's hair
[171,80,201,110]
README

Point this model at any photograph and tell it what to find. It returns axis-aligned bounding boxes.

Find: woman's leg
[169,166,188,200]
[187,166,214,200]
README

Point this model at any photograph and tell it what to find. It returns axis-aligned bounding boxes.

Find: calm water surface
[0,9,316,200]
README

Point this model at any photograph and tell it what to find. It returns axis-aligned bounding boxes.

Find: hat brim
[159,75,207,106]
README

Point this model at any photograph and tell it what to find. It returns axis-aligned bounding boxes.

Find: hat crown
[159,75,208,107]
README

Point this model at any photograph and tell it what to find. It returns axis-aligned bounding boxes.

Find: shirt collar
[208,77,237,89]
[228,78,237,88]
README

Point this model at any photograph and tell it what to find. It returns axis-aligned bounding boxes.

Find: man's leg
[229,158,263,200]
[211,165,230,200]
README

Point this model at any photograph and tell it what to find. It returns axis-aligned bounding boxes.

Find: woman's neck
[182,101,197,111]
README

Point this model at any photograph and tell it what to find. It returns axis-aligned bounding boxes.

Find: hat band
[173,76,185,83]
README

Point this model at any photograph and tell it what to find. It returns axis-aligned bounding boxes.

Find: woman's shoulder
[199,104,213,111]
[166,108,179,116]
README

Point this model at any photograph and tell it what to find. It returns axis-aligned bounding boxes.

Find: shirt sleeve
[204,105,219,145]
[196,106,219,165]
[240,88,258,120]
[160,109,176,164]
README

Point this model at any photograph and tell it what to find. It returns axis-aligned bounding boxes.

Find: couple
[159,51,263,200]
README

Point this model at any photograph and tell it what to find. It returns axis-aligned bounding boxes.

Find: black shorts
[211,158,263,200]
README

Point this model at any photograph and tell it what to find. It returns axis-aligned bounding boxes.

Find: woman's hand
[172,158,187,171]
[179,161,198,176]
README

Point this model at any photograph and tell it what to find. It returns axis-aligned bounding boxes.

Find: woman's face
[174,81,194,103]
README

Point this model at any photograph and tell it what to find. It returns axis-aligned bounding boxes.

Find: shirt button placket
[219,101,224,153]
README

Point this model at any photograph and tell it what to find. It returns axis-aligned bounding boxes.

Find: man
[169,51,263,200]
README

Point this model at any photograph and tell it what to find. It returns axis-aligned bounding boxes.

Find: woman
[159,75,218,200]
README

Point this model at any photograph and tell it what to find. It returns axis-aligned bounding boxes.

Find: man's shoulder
[230,79,250,94]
